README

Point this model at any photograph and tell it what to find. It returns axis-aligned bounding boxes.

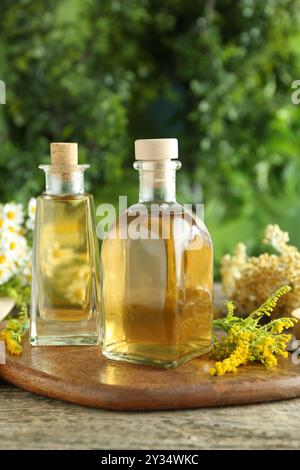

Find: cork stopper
[50,143,78,170]
[135,138,178,161]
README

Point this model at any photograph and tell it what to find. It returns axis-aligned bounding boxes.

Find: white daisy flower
[22,264,32,284]
[2,232,27,261]
[15,245,31,270]
[26,219,34,231]
[0,263,12,285]
[0,250,8,266]
[3,202,24,228]
[0,199,34,286]
[25,198,36,231]
[0,205,4,233]
[28,198,36,219]
[0,249,15,285]
[17,248,32,285]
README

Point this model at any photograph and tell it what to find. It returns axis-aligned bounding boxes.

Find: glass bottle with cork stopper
[30,143,100,346]
[101,138,213,367]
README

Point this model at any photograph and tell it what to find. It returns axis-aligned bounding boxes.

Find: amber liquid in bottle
[35,195,97,322]
[102,212,212,366]
[30,143,100,346]
[101,141,213,368]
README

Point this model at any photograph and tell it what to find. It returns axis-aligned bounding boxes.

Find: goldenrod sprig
[0,278,30,355]
[210,285,297,376]
[249,285,291,321]
[214,301,240,333]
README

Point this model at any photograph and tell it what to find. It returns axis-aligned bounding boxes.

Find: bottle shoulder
[102,202,212,248]
[126,202,211,230]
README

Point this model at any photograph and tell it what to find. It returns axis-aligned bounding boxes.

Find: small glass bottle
[30,143,100,346]
[101,138,213,367]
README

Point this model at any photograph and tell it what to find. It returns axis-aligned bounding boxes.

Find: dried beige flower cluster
[221,225,300,317]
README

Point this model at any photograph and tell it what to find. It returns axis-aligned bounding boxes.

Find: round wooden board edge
[1,354,300,411]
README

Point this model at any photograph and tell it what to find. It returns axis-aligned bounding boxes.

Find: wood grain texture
[1,331,300,410]
[1,381,300,450]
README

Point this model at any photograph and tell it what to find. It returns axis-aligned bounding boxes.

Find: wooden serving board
[1,332,300,410]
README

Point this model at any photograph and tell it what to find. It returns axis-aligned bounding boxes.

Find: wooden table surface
[1,380,300,449]
[1,284,300,450]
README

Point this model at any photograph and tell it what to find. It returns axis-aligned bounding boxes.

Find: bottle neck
[134,160,181,203]
[39,165,89,195]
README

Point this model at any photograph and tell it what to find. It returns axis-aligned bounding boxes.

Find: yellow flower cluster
[0,329,22,355]
[210,331,251,376]
[0,307,28,356]
[221,225,300,316]
[210,286,297,376]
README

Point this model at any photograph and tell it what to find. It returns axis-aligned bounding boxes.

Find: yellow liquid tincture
[30,143,100,346]
[101,138,213,367]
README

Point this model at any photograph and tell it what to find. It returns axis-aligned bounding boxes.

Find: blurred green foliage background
[1,0,300,271]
